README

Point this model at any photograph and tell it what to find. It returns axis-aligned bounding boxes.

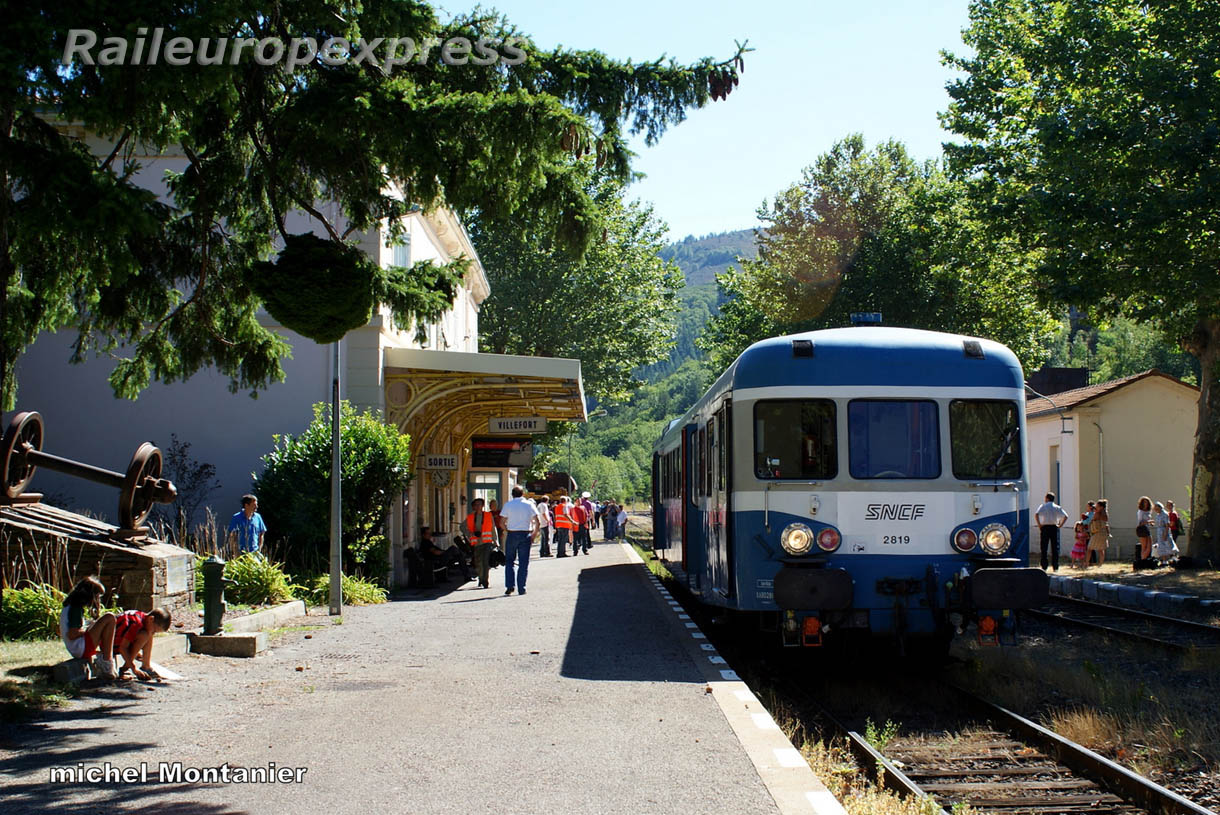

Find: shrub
[0,584,64,640]
[298,573,387,607]
[254,401,412,577]
[223,554,298,606]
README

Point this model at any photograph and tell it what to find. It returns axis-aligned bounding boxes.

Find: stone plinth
[0,502,195,621]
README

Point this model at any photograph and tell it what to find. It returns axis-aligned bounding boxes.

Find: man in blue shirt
[227,494,267,554]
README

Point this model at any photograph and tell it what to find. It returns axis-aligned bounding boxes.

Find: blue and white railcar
[652,327,1048,648]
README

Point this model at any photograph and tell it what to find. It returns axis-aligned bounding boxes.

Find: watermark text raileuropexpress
[62,29,528,71]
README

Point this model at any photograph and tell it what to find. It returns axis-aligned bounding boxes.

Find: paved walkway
[1,538,786,815]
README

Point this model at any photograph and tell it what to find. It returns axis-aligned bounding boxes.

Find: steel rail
[1024,596,1220,651]
[952,685,1216,815]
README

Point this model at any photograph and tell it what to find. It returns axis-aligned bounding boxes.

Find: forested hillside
[639,230,757,381]
[658,229,758,287]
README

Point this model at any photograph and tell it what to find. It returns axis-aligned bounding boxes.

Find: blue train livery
[651,327,1049,649]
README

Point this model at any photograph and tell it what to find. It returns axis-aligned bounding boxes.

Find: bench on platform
[404,548,450,588]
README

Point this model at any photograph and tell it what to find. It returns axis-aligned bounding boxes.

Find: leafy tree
[942,0,1220,560]
[562,359,713,501]
[700,135,1056,372]
[254,401,412,579]
[1043,315,1201,386]
[3,1,747,407]
[470,168,684,402]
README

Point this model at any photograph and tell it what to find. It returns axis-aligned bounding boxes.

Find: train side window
[697,427,707,497]
[716,408,727,491]
[949,400,1022,479]
[753,399,837,480]
[847,400,940,479]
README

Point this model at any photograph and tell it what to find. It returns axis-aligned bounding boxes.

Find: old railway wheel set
[0,411,177,534]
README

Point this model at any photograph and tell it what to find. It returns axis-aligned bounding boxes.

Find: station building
[14,127,585,586]
[1026,369,1198,553]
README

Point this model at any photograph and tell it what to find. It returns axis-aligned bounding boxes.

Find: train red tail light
[952,528,978,553]
[816,528,841,552]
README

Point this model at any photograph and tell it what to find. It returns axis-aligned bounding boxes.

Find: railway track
[774,675,1214,815]
[1024,597,1220,651]
[637,539,1216,814]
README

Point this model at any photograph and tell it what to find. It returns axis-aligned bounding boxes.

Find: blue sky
[477,0,973,240]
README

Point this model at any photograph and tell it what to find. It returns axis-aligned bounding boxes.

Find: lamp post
[568,408,608,492]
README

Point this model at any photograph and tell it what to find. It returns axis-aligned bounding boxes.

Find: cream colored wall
[1029,379,1196,562]
[1027,414,1086,520]
[1093,379,1196,555]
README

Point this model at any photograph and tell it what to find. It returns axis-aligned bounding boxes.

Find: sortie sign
[421,454,458,470]
[488,417,546,434]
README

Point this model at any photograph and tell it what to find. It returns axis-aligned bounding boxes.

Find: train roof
[656,327,1024,449]
[732,327,1024,390]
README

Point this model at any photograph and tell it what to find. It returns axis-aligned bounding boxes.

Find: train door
[681,423,696,569]
[651,452,662,548]
[711,402,733,598]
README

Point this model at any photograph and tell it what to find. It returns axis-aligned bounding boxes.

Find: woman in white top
[1135,496,1153,561]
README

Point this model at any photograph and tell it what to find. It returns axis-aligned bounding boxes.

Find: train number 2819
[881,535,911,545]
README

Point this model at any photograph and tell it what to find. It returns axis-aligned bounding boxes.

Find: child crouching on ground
[114,607,172,680]
[60,577,119,679]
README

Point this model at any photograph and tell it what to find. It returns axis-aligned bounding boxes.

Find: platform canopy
[383,348,586,462]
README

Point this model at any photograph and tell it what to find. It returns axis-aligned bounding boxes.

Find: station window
[949,400,1022,479]
[753,400,836,480]
[848,400,940,479]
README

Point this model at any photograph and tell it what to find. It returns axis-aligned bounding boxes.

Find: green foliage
[254,402,412,575]
[942,0,1220,343]
[249,234,380,345]
[0,585,64,640]
[942,0,1220,558]
[3,1,747,408]
[1043,315,1201,386]
[299,574,388,607]
[556,359,714,500]
[221,554,299,607]
[471,166,684,402]
[863,718,900,751]
[658,230,758,288]
[699,135,1057,373]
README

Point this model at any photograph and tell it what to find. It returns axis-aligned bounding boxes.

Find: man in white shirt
[1034,492,1069,572]
[535,495,554,557]
[499,486,540,596]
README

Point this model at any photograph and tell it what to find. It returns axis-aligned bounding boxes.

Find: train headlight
[781,523,814,555]
[952,528,978,553]
[979,523,1012,555]
[816,527,842,553]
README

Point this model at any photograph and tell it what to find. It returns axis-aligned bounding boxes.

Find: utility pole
[329,340,343,615]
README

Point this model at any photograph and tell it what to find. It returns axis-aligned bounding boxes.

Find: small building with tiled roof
[1026,370,1199,560]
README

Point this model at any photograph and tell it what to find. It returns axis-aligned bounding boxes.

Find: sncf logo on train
[864,504,927,521]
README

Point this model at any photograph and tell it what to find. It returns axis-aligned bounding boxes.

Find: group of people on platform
[1035,492,1184,571]
[416,488,630,597]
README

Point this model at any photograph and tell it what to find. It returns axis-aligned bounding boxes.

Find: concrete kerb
[222,600,307,633]
[621,543,847,815]
[1047,575,1211,616]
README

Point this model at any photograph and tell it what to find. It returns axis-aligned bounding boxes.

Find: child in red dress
[1070,518,1089,567]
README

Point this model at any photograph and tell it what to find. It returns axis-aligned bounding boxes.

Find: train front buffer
[763,510,1049,648]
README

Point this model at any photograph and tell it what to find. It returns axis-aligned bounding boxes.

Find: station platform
[0,537,844,815]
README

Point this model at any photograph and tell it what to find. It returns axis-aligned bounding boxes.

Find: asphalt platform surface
[1,535,782,815]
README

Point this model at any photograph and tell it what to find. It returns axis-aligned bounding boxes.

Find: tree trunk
[1188,317,1220,566]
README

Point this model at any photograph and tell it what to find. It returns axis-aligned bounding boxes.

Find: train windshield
[949,400,1023,479]
[753,400,837,479]
[848,400,940,479]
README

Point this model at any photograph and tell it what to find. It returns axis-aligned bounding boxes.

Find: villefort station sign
[488,417,547,434]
